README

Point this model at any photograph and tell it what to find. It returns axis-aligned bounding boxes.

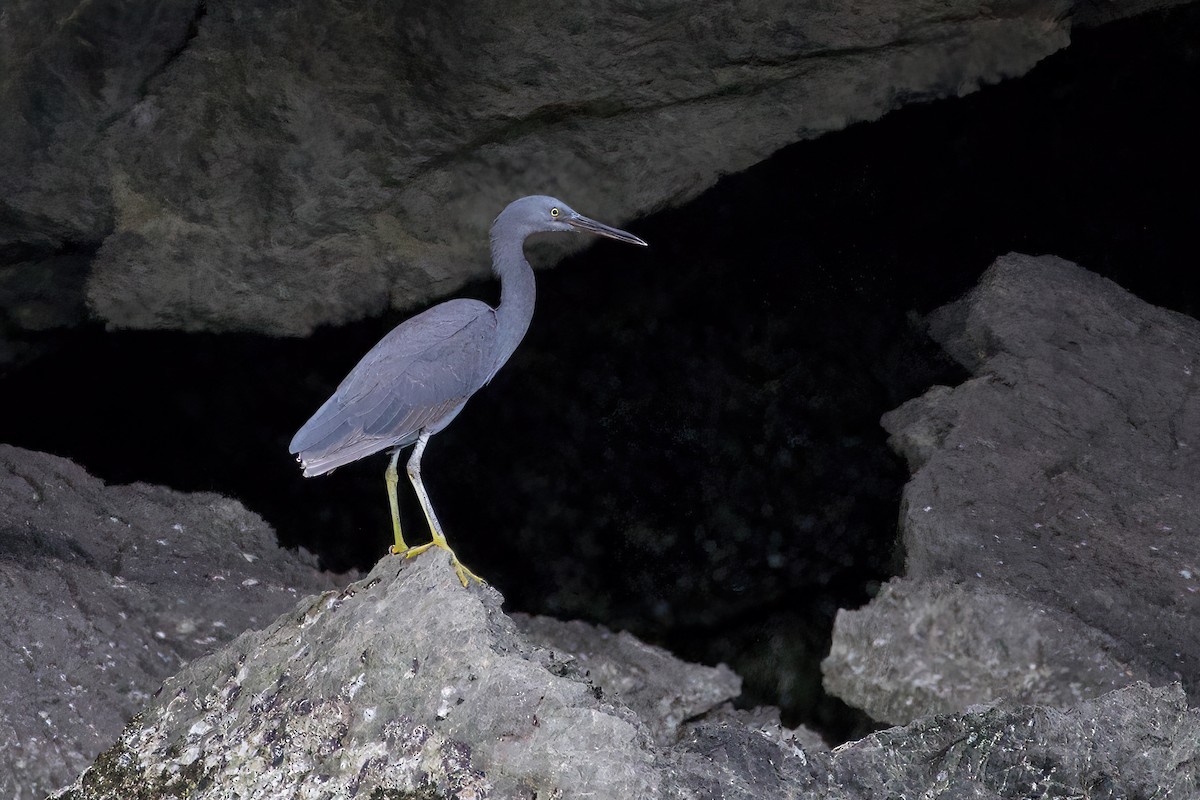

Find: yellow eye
[550,207,560,218]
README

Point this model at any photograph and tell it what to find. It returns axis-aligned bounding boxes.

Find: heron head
[501,195,647,246]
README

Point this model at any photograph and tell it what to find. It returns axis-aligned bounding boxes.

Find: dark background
[2,6,1198,742]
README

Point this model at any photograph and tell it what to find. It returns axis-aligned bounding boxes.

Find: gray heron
[290,195,647,585]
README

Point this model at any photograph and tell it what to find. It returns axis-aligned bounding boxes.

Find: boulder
[825,253,1200,722]
[49,553,738,798]
[824,576,1136,726]
[49,551,1200,798]
[3,0,1186,336]
[812,682,1198,800]
[511,613,742,747]
[0,445,337,799]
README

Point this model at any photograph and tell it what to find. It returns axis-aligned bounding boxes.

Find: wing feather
[290,299,496,474]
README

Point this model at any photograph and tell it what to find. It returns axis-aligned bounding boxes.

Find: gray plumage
[289,195,646,585]
[289,298,493,475]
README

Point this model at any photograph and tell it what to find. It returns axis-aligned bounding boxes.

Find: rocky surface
[511,613,742,746]
[0,445,337,800]
[50,553,736,799]
[822,682,1199,800]
[50,550,1200,799]
[2,1,1187,338]
[672,682,1200,799]
[824,576,1137,726]
[0,0,199,249]
[825,253,1200,723]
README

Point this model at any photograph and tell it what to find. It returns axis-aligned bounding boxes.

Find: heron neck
[489,233,536,375]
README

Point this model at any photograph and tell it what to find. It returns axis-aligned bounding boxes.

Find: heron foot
[403,540,485,587]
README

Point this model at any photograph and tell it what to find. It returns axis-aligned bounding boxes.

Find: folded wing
[290,299,497,475]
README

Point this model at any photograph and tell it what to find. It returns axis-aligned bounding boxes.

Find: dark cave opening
[2,6,1198,743]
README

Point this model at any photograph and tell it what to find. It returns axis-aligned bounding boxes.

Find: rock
[825,253,1200,722]
[693,702,830,756]
[673,683,1199,799]
[0,0,201,248]
[824,576,1137,725]
[815,682,1200,800]
[49,553,731,799]
[87,0,1066,335]
[512,613,742,746]
[0,0,201,369]
[2,1,1186,335]
[48,549,1200,798]
[0,445,337,800]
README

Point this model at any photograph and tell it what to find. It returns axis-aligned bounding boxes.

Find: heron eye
[550,207,560,218]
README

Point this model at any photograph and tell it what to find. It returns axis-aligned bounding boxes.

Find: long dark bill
[567,213,648,247]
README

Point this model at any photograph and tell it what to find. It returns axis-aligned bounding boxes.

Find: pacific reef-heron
[290,195,647,586]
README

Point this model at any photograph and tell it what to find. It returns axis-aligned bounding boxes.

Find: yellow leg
[384,448,410,555]
[402,432,485,587]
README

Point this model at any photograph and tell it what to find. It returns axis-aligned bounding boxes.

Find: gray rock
[2,0,1183,335]
[825,253,1200,722]
[88,0,1064,335]
[815,682,1200,800]
[674,683,1200,799]
[48,547,1200,799]
[824,576,1138,725]
[0,445,337,800]
[691,702,830,755]
[0,0,200,248]
[48,553,719,798]
[512,613,741,746]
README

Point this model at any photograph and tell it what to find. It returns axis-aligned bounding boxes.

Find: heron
[290,195,647,586]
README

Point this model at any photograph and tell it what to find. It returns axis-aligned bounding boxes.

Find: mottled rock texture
[813,682,1199,800]
[511,613,742,747]
[49,550,1200,798]
[673,683,1199,799]
[825,253,1200,723]
[825,576,1137,726]
[51,554,740,799]
[0,0,200,248]
[0,0,1185,336]
[0,445,336,800]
